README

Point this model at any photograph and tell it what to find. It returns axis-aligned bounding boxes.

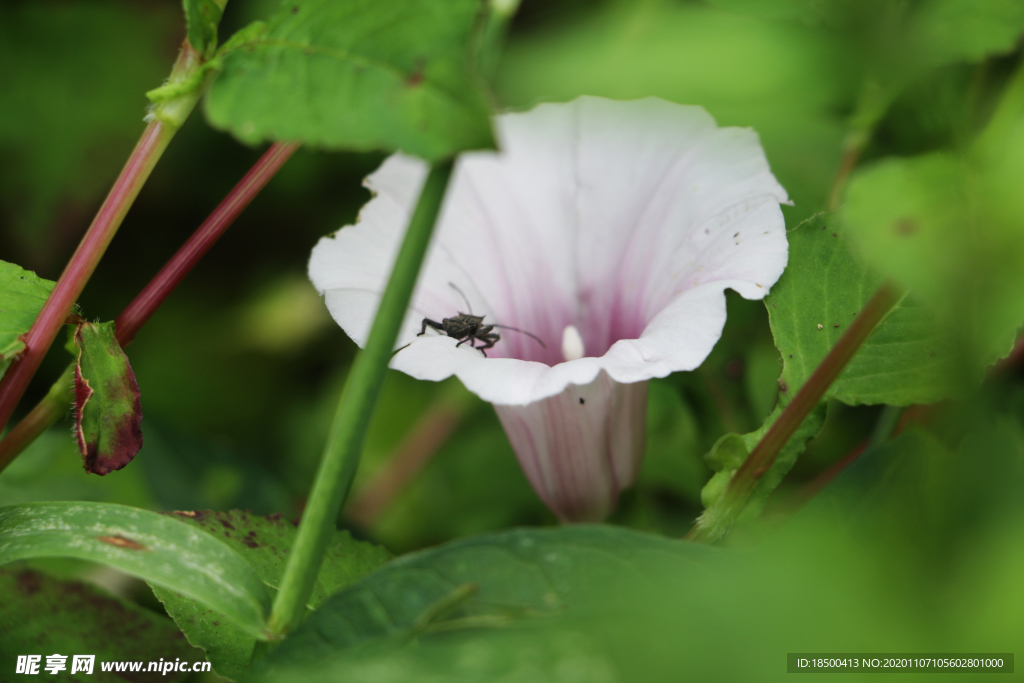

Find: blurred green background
[1,1,1022,679]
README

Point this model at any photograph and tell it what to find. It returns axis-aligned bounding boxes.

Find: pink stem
[115,141,299,345]
[0,142,299,472]
[0,120,173,434]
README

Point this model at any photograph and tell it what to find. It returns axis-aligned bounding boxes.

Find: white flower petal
[310,97,788,405]
[310,96,791,521]
[494,373,648,522]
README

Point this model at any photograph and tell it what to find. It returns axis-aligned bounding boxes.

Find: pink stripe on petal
[494,373,648,522]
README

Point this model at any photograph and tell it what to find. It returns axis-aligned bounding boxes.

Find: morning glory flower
[310,97,789,522]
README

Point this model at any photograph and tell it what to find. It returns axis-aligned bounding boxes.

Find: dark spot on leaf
[778,379,788,393]
[832,233,837,238]
[17,570,42,596]
[220,519,236,530]
[213,621,220,626]
[834,324,840,328]
[241,538,260,548]
[267,512,283,523]
[97,535,147,551]
[894,217,918,236]
[789,354,793,358]
[406,57,427,87]
[291,5,300,13]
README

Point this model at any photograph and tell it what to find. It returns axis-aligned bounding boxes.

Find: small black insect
[410,284,546,357]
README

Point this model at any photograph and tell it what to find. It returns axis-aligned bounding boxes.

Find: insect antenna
[490,324,547,348]
[448,282,474,314]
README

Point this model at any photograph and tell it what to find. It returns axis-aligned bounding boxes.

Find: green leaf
[842,143,1024,366]
[913,0,1024,66]
[0,261,54,378]
[67,320,144,475]
[150,510,390,681]
[697,211,962,537]
[245,526,710,681]
[204,0,496,160]
[0,567,201,681]
[0,501,272,640]
[698,402,827,539]
[770,212,961,405]
[184,0,225,58]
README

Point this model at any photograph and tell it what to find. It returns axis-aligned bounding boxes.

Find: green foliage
[184,0,225,58]
[66,321,143,475]
[0,261,54,379]
[0,502,272,640]
[0,429,154,509]
[150,510,390,680]
[697,209,971,537]
[770,213,961,405]
[0,3,171,265]
[204,0,496,160]
[245,526,712,681]
[914,0,1024,66]
[699,402,827,537]
[0,567,200,681]
[843,139,1024,365]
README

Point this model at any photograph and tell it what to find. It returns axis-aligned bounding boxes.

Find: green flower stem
[0,40,207,436]
[0,142,298,472]
[266,160,455,639]
[689,282,903,542]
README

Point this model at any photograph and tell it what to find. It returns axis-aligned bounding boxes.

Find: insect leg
[418,318,445,336]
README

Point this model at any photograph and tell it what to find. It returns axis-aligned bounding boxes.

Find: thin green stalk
[266,160,455,638]
[688,282,903,542]
[0,40,210,436]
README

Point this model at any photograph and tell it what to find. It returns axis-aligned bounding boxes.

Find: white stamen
[561,325,585,362]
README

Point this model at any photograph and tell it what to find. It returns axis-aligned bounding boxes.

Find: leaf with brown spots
[66,319,143,475]
[0,501,272,641]
[0,568,201,682]
[151,510,391,681]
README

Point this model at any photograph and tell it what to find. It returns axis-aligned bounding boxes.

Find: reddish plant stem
[116,141,300,345]
[828,142,863,212]
[729,284,901,496]
[0,142,299,472]
[785,402,935,513]
[687,282,903,541]
[0,120,173,435]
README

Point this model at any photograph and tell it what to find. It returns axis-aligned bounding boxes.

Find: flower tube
[310,97,790,521]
